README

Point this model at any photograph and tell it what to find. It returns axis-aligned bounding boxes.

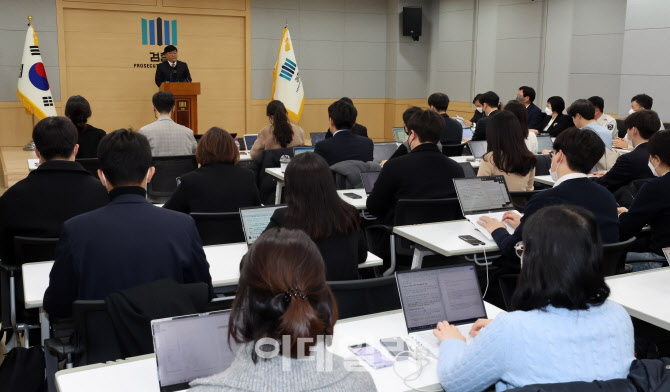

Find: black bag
[0,346,46,392]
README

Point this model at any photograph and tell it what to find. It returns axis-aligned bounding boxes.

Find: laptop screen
[294,146,315,155]
[462,127,473,140]
[373,142,398,163]
[396,265,486,332]
[453,176,514,215]
[393,127,408,143]
[243,135,258,151]
[240,206,284,244]
[360,171,380,194]
[310,132,326,145]
[153,311,236,390]
[467,140,487,160]
[536,135,553,153]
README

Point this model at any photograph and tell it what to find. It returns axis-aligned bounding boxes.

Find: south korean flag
[17,23,57,119]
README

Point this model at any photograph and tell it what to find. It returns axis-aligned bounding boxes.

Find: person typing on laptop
[433,205,634,392]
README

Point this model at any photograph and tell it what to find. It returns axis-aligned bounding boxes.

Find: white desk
[534,175,555,186]
[239,152,252,162]
[265,167,285,204]
[56,305,505,392]
[337,189,368,210]
[451,155,481,169]
[393,220,499,269]
[607,267,670,331]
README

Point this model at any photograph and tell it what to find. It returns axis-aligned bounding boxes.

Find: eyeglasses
[514,241,524,259]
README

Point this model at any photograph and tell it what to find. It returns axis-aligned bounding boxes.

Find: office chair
[147,155,198,203]
[75,158,100,179]
[328,275,401,319]
[459,162,477,178]
[601,237,637,277]
[190,212,245,246]
[442,143,467,157]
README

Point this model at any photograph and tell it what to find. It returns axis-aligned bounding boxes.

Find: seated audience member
[65,95,106,158]
[0,117,108,265]
[618,130,670,271]
[471,91,501,141]
[517,86,543,130]
[478,128,619,259]
[428,92,463,145]
[534,96,574,137]
[325,97,368,138]
[43,129,213,317]
[265,153,367,281]
[567,99,613,148]
[434,205,634,392]
[385,106,423,163]
[367,109,464,224]
[164,127,260,213]
[504,100,537,154]
[189,228,375,391]
[250,100,305,159]
[478,111,536,192]
[462,94,483,127]
[629,93,664,131]
[314,100,373,166]
[139,91,197,157]
[593,110,659,193]
[588,96,618,140]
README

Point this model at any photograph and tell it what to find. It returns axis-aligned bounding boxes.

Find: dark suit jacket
[366,143,465,224]
[440,113,463,145]
[472,110,499,141]
[154,61,192,87]
[265,208,367,281]
[537,114,574,137]
[76,125,106,159]
[314,130,374,166]
[526,103,543,130]
[492,177,620,259]
[325,123,368,138]
[163,162,260,213]
[0,160,109,264]
[43,187,213,317]
[619,174,670,254]
[470,110,484,124]
[595,143,654,194]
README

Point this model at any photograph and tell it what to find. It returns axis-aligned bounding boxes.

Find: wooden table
[0,146,37,188]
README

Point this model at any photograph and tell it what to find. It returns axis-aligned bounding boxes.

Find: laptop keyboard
[465,211,517,240]
[408,325,474,358]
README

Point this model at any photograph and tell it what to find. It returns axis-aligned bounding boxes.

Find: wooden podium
[159,82,201,134]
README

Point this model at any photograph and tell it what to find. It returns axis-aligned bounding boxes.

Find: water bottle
[280,155,291,173]
[235,140,241,152]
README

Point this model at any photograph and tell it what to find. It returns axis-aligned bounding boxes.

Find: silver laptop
[453,176,519,240]
[240,205,284,245]
[536,135,553,153]
[360,171,380,194]
[373,142,398,163]
[392,127,408,143]
[396,264,487,357]
[152,310,236,392]
[243,134,258,151]
[467,140,487,161]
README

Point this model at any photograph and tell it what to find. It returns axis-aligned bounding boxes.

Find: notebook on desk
[152,310,236,392]
[453,176,520,240]
[392,127,408,143]
[28,158,40,171]
[396,264,487,357]
[240,205,285,245]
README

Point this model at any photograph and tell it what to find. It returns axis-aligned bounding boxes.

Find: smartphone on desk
[349,343,393,369]
[380,337,409,361]
[343,192,362,199]
[459,235,485,246]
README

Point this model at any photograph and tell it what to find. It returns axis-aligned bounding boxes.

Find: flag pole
[23,15,36,151]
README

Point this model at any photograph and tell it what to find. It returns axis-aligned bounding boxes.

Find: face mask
[648,159,660,177]
[544,107,552,116]
[516,96,525,103]
[628,108,635,115]
[550,153,563,182]
[476,107,483,113]
[624,133,634,149]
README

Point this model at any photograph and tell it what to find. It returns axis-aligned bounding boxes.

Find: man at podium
[154,45,192,87]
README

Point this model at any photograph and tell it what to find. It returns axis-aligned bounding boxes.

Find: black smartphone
[379,337,409,361]
[458,235,485,246]
[343,192,362,199]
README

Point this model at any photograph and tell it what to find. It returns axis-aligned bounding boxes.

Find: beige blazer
[250,123,306,159]
[477,152,535,191]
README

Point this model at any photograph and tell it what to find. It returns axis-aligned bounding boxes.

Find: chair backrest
[616,119,626,138]
[328,275,401,319]
[498,274,519,312]
[253,148,294,205]
[75,158,100,179]
[459,162,476,178]
[147,155,198,198]
[442,143,466,157]
[72,300,123,366]
[190,212,245,246]
[510,191,543,213]
[393,198,464,256]
[535,154,551,176]
[601,237,637,276]
[14,236,59,265]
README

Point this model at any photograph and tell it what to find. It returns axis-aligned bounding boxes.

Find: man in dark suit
[154,45,192,88]
[0,117,109,265]
[44,129,213,317]
[367,109,465,225]
[594,110,659,194]
[478,127,619,260]
[518,86,542,130]
[428,92,462,145]
[324,97,368,138]
[472,91,500,141]
[314,100,373,166]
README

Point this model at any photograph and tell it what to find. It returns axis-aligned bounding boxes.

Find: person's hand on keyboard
[468,318,493,337]
[433,321,466,343]
[502,211,522,230]
[477,216,506,234]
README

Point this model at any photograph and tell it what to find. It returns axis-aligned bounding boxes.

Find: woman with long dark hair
[250,100,305,158]
[189,228,375,391]
[477,111,537,191]
[504,100,537,154]
[433,205,635,392]
[64,95,106,158]
[265,152,367,281]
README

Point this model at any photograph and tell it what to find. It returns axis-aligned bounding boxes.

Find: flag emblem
[272,28,304,123]
[280,59,296,82]
[142,18,177,46]
[29,63,49,91]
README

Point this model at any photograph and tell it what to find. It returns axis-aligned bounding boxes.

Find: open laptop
[235,138,246,151]
[373,142,398,163]
[453,176,520,240]
[152,310,236,392]
[396,264,487,357]
[466,140,487,161]
[294,146,315,155]
[240,205,285,245]
[462,127,474,140]
[392,127,408,143]
[536,135,553,153]
[243,134,258,151]
[310,132,326,146]
[360,171,380,194]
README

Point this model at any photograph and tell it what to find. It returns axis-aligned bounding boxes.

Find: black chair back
[393,198,464,256]
[459,162,476,178]
[75,158,100,179]
[510,190,542,213]
[498,274,519,312]
[616,119,626,138]
[147,155,198,202]
[535,154,551,176]
[72,300,123,366]
[442,143,466,157]
[601,237,636,276]
[328,276,401,319]
[251,148,294,205]
[190,212,245,246]
[14,236,59,265]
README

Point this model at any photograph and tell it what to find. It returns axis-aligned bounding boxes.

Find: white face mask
[628,108,635,115]
[624,133,634,149]
[544,107,552,116]
[550,152,563,182]
[476,107,483,113]
[648,159,660,177]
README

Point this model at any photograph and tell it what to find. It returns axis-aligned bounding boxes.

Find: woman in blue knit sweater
[434,205,635,391]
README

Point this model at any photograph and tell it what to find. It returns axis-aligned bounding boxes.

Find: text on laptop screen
[361,171,380,194]
[243,135,258,151]
[393,127,408,143]
[467,140,487,160]
[373,142,398,163]
[153,311,235,388]
[240,206,283,244]
[454,176,513,214]
[294,147,315,155]
[536,135,553,153]
[396,265,486,331]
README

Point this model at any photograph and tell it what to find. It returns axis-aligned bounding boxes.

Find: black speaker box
[402,7,422,41]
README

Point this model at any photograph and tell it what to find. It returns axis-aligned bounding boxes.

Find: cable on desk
[482,247,489,300]
[391,344,443,392]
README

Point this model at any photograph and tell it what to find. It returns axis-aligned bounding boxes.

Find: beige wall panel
[0,103,63,147]
[197,100,246,134]
[63,0,157,6]
[162,0,246,11]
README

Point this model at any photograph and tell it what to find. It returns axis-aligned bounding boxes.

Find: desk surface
[393,220,499,257]
[0,146,38,188]
[607,267,670,331]
[23,244,382,309]
[534,175,555,186]
[337,189,368,210]
[265,167,284,181]
[451,155,481,169]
